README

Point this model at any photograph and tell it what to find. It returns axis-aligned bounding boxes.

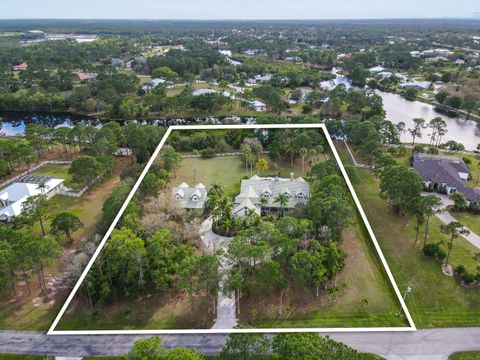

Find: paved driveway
[422,192,480,249]
[199,217,237,329]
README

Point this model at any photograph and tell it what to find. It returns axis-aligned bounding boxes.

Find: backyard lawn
[30,163,83,190]
[335,142,480,328]
[174,156,246,198]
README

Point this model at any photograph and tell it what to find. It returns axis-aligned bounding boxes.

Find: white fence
[0,160,72,188]
[58,175,102,198]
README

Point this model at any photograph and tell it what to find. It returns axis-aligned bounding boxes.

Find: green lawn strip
[0,300,63,331]
[82,353,382,360]
[0,355,53,360]
[453,212,480,236]
[449,352,480,360]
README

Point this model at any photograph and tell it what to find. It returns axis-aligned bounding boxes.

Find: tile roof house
[172,183,207,209]
[77,73,97,82]
[12,62,28,71]
[233,174,309,217]
[0,177,64,221]
[412,153,480,205]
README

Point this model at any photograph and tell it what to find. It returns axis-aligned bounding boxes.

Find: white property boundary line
[48,123,416,335]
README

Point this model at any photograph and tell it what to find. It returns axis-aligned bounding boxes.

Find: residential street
[1,328,480,359]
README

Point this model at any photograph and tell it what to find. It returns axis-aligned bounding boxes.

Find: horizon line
[0,17,479,21]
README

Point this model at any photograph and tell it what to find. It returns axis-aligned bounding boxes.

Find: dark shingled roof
[412,154,480,203]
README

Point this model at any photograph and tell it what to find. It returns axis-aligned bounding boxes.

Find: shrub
[463,157,472,165]
[427,147,439,154]
[462,272,477,285]
[413,145,425,153]
[423,242,447,260]
[200,148,216,158]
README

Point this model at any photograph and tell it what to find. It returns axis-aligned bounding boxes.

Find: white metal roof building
[0,177,64,221]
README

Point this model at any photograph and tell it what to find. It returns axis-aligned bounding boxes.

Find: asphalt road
[1,328,480,360]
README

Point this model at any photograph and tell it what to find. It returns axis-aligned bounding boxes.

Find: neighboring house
[401,81,431,91]
[369,65,385,73]
[248,100,267,112]
[412,153,480,206]
[172,183,207,209]
[0,176,64,221]
[247,74,272,84]
[192,88,218,96]
[233,174,309,217]
[113,148,133,156]
[77,73,97,82]
[141,78,166,93]
[111,58,123,67]
[12,62,28,71]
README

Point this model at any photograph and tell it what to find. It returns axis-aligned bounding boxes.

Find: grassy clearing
[175,156,246,198]
[335,142,480,328]
[30,163,83,190]
[57,291,215,330]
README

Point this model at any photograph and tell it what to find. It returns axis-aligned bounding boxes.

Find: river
[0,111,253,137]
[1,78,480,150]
[320,70,480,150]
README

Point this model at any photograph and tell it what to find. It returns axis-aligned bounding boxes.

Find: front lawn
[453,212,480,236]
[239,216,407,328]
[346,163,480,328]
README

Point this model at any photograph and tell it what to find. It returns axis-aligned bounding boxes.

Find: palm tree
[220,217,234,236]
[316,144,326,160]
[208,183,224,198]
[308,148,317,167]
[422,195,443,247]
[299,147,308,174]
[475,160,480,186]
[274,193,289,217]
[284,140,298,168]
[440,221,470,266]
[241,144,252,173]
[36,181,50,195]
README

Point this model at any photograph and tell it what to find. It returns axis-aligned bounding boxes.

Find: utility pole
[397,282,412,316]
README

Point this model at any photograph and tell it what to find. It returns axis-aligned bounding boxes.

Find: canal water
[1,76,479,150]
[320,70,480,150]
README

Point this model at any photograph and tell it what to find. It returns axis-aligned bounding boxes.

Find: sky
[0,0,478,20]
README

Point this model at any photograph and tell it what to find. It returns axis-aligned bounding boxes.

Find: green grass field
[335,142,480,328]
[31,163,83,190]
[175,156,246,198]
